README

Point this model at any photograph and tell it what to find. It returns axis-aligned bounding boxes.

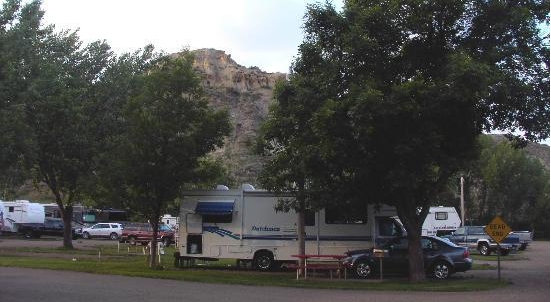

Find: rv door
[186,213,202,234]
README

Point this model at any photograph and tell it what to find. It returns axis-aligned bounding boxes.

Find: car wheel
[162,237,171,247]
[128,236,137,246]
[500,249,510,256]
[253,251,274,271]
[432,261,451,279]
[82,232,90,239]
[354,260,373,279]
[478,243,491,256]
[23,231,34,239]
[109,232,118,240]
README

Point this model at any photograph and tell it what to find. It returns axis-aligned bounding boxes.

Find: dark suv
[119,223,175,246]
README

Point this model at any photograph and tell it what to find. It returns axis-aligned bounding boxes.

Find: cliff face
[191,49,286,184]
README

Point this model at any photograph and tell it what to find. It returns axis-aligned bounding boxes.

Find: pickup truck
[17,217,78,239]
[444,226,520,256]
[512,231,532,250]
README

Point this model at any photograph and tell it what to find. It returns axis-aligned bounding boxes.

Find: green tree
[107,52,230,267]
[281,0,548,281]
[476,137,549,235]
[0,0,43,197]
[257,80,326,274]
[0,0,119,248]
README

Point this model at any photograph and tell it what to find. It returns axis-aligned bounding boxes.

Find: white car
[81,223,123,240]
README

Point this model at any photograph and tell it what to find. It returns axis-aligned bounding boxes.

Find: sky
[41,0,343,74]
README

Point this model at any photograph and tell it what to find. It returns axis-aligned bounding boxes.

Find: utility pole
[460,176,465,227]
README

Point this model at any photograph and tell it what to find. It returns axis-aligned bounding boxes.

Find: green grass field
[0,244,509,292]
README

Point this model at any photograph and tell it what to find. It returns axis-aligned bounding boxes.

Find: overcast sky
[41,0,343,74]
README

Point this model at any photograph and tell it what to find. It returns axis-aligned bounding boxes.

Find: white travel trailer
[162,214,179,230]
[2,200,45,233]
[177,185,400,270]
[394,206,461,237]
[422,206,461,236]
[0,200,5,233]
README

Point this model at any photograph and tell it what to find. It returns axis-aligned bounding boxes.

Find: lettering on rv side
[251,226,281,232]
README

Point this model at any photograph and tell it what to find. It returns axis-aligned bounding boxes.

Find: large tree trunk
[397,205,428,282]
[406,229,425,282]
[61,205,74,249]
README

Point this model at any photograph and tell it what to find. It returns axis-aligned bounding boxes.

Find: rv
[2,200,45,233]
[162,214,179,230]
[0,200,5,233]
[393,206,461,237]
[176,185,400,271]
[422,206,461,236]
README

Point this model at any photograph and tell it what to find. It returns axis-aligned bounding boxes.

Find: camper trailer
[162,214,179,230]
[176,185,400,271]
[393,206,461,237]
[422,206,461,236]
[0,200,5,233]
[2,200,45,233]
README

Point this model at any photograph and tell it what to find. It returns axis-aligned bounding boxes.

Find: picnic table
[290,254,347,279]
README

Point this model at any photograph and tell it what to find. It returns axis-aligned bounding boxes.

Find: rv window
[203,213,232,223]
[435,212,448,220]
[325,202,367,224]
[8,207,14,212]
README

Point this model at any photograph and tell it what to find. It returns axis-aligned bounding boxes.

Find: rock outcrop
[191,49,286,184]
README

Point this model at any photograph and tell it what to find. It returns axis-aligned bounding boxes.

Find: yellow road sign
[484,216,512,243]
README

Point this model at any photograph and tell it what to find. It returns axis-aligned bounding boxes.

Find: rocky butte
[190,48,286,184]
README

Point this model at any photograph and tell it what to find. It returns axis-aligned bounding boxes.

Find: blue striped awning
[195,200,235,215]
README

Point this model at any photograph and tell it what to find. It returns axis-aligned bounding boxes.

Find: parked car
[81,223,123,240]
[17,217,78,239]
[341,236,472,279]
[119,223,174,246]
[444,226,519,256]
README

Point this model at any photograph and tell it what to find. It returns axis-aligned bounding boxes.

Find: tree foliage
[103,52,231,267]
[272,0,548,281]
[0,0,121,248]
[459,136,550,236]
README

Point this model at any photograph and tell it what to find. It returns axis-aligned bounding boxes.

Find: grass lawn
[0,244,509,291]
[471,253,528,261]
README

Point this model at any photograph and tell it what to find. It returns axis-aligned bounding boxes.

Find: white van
[176,184,399,270]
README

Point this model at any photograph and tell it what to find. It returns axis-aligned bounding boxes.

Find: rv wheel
[253,251,274,271]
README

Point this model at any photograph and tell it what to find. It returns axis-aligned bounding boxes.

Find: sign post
[484,216,512,281]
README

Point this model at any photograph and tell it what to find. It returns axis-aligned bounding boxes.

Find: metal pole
[316,211,320,254]
[460,176,465,227]
[497,243,501,281]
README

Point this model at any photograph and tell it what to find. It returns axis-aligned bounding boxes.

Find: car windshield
[159,225,171,232]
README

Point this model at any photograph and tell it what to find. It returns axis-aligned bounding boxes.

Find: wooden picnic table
[291,254,347,279]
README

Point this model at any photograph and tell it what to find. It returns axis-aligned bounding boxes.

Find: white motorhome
[177,185,400,270]
[2,200,45,233]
